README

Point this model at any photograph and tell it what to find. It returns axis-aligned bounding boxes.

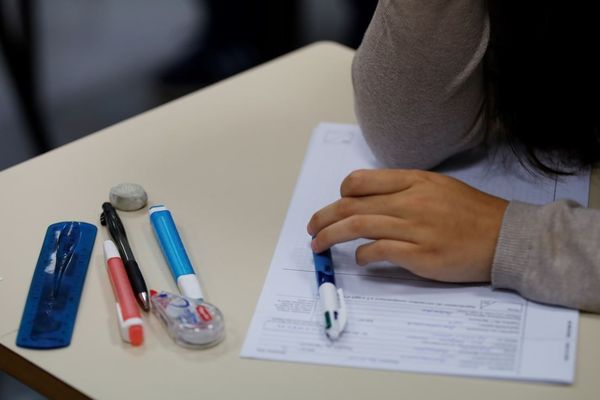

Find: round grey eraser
[109,183,148,211]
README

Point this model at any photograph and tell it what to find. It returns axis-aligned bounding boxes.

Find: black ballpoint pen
[100,202,151,311]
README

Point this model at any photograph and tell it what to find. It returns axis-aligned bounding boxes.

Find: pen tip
[138,292,151,312]
[326,330,341,340]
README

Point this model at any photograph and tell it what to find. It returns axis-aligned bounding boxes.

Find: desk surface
[1,42,599,400]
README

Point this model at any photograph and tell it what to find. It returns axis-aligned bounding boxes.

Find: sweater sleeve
[353,0,489,169]
[492,200,600,312]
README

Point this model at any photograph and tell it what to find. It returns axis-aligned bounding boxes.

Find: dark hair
[484,1,600,175]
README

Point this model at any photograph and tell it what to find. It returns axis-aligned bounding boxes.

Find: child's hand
[307,169,509,283]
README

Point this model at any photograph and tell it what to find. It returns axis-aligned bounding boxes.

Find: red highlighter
[103,240,144,346]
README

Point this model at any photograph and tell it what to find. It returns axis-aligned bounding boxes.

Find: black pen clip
[100,202,137,262]
[100,202,127,239]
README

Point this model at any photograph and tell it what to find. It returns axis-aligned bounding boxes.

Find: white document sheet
[241,123,589,383]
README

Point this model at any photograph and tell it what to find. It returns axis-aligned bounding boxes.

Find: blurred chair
[160,0,300,92]
[0,0,50,153]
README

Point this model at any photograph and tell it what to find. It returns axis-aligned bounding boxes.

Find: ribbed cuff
[491,201,541,294]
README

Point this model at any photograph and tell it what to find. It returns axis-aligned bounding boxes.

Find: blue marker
[149,204,225,347]
[149,205,205,300]
[313,247,347,340]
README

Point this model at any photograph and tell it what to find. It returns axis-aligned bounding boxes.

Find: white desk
[1,42,599,399]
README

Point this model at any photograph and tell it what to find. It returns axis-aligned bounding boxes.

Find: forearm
[492,200,600,312]
[353,0,489,169]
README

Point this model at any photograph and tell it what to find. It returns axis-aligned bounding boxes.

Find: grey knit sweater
[353,0,600,312]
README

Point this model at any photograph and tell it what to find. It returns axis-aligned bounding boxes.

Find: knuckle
[347,215,366,234]
[406,169,425,181]
[370,240,389,260]
[342,170,367,195]
[308,212,320,230]
[315,230,327,246]
[404,192,428,209]
[407,169,433,184]
[336,197,357,218]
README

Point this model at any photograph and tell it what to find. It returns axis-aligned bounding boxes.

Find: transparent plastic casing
[151,291,225,348]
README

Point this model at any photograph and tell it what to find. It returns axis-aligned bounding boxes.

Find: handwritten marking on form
[241,123,586,383]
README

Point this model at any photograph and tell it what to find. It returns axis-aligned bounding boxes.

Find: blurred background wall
[0,0,377,171]
[0,0,376,398]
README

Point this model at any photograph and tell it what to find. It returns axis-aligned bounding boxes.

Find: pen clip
[101,203,127,239]
[115,303,128,342]
[335,288,347,331]
[101,202,136,261]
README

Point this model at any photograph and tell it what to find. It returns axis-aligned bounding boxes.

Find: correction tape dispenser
[150,290,225,348]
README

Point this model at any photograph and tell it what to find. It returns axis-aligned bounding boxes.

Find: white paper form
[241,123,589,383]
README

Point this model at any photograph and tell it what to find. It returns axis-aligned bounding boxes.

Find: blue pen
[313,247,347,340]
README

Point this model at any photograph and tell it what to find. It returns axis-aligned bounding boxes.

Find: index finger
[340,169,427,197]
